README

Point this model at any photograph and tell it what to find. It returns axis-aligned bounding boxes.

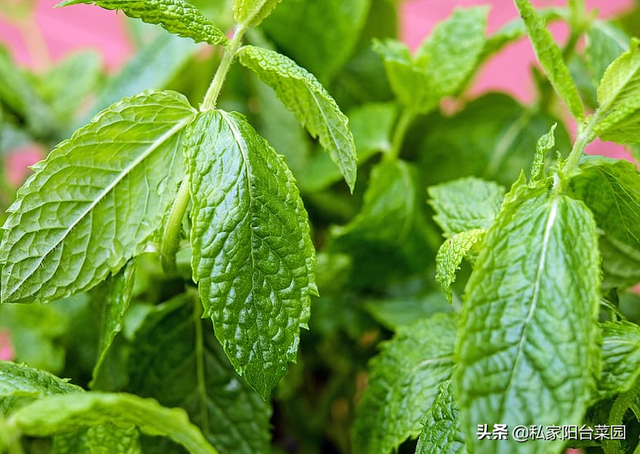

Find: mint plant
[2,0,640,453]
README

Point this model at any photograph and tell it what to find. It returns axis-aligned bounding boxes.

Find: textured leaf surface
[593,39,640,144]
[1,90,194,304]
[0,361,81,415]
[457,178,600,454]
[91,262,136,386]
[567,156,640,289]
[10,393,218,454]
[187,110,316,398]
[415,381,467,454]
[58,0,227,46]
[261,0,371,82]
[128,294,271,454]
[598,321,640,399]
[428,177,505,238]
[530,123,556,181]
[234,0,282,26]
[52,425,141,454]
[352,313,457,454]
[375,8,487,113]
[238,45,357,191]
[513,0,584,119]
[436,229,485,303]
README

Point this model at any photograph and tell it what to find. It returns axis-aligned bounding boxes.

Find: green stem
[0,418,25,454]
[388,108,416,160]
[161,174,191,274]
[562,108,604,176]
[201,24,247,111]
[191,292,209,439]
[603,377,640,454]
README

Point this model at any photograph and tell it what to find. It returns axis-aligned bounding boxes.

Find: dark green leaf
[362,293,451,331]
[428,177,505,238]
[352,313,457,454]
[238,45,357,191]
[457,178,600,454]
[593,38,640,144]
[598,321,640,400]
[261,0,371,82]
[567,156,640,290]
[435,229,485,303]
[58,0,228,46]
[513,0,584,119]
[9,392,218,454]
[415,381,466,454]
[187,110,316,398]
[1,90,195,304]
[128,294,272,454]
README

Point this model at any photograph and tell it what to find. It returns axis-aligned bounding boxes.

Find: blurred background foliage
[1,0,640,453]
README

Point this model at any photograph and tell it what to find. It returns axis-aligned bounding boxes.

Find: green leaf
[91,261,136,388]
[186,110,316,398]
[352,313,457,454]
[456,178,600,454]
[128,294,272,454]
[415,381,467,454]
[599,235,640,291]
[300,103,397,193]
[435,229,485,303]
[52,425,141,454]
[530,123,556,181]
[418,93,571,187]
[428,177,505,238]
[233,0,282,26]
[567,156,640,289]
[375,8,487,114]
[57,0,228,46]
[9,392,219,454]
[237,45,357,191]
[513,0,585,120]
[1,90,195,304]
[362,293,452,331]
[261,0,371,82]
[593,39,640,144]
[0,361,82,415]
[586,21,629,86]
[598,321,640,400]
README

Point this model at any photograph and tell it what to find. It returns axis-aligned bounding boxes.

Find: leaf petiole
[161,174,191,274]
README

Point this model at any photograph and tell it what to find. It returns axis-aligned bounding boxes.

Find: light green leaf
[586,21,628,86]
[128,294,272,454]
[238,45,357,191]
[436,229,485,303]
[530,123,556,181]
[186,110,316,398]
[513,0,584,120]
[91,261,136,388]
[52,425,141,454]
[1,90,195,304]
[352,313,457,454]
[333,159,416,246]
[593,39,640,144]
[0,361,82,415]
[57,0,227,46]
[261,0,371,82]
[428,177,505,238]
[567,156,640,289]
[598,321,640,400]
[599,235,640,291]
[234,0,282,26]
[415,381,466,454]
[457,178,600,454]
[375,8,487,114]
[300,103,397,192]
[9,393,219,454]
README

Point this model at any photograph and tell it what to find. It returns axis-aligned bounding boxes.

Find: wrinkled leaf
[598,321,640,400]
[435,229,485,303]
[415,381,466,454]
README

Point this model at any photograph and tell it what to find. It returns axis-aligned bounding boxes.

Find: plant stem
[562,108,604,176]
[388,108,416,160]
[201,24,247,112]
[161,174,191,274]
